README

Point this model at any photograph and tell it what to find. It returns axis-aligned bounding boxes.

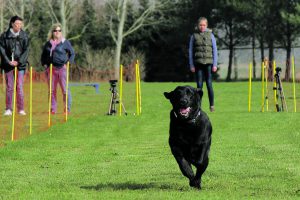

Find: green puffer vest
[193,31,213,65]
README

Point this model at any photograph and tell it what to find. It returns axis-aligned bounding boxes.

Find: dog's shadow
[80,182,186,191]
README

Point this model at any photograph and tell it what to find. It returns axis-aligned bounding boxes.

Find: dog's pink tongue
[180,107,190,114]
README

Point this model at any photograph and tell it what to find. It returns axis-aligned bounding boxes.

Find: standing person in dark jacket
[189,17,218,112]
[0,16,29,116]
[41,23,75,114]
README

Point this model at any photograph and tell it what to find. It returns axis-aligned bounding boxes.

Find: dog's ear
[195,88,203,98]
[164,91,172,99]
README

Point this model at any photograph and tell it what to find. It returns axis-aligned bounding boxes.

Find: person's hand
[190,67,195,73]
[9,61,18,67]
[212,66,217,72]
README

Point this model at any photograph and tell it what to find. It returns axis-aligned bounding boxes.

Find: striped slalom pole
[11,68,17,141]
[48,64,53,127]
[119,64,123,116]
[248,62,252,112]
[65,62,70,122]
[29,66,33,135]
[292,56,297,112]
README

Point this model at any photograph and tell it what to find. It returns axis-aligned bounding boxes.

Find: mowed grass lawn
[0,81,299,199]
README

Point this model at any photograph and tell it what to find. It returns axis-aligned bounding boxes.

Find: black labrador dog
[164,85,212,189]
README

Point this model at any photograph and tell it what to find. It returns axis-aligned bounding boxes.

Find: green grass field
[0,82,300,199]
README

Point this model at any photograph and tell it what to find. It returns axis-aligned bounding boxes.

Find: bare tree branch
[68,23,89,41]
[4,0,34,30]
[107,0,169,79]
[6,0,19,16]
[117,0,122,18]
[23,0,34,30]
[123,5,154,37]
[46,0,59,23]
[0,0,5,32]
[109,16,117,43]
[106,0,118,17]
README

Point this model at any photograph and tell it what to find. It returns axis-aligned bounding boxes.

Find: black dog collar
[188,110,201,124]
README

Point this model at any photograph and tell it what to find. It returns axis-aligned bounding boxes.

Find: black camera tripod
[107,80,127,115]
[273,67,288,112]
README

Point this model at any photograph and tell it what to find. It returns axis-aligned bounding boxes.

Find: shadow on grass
[80,182,187,191]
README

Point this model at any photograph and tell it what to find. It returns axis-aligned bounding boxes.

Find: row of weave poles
[248,57,297,112]
[9,62,70,141]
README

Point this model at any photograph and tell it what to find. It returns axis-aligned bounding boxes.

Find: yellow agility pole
[48,64,53,127]
[65,62,70,122]
[137,60,142,114]
[292,56,296,112]
[11,68,17,141]
[135,60,142,115]
[29,66,33,135]
[261,62,265,112]
[273,60,277,111]
[264,60,269,112]
[261,59,269,112]
[135,61,140,115]
[119,64,123,116]
[248,62,252,112]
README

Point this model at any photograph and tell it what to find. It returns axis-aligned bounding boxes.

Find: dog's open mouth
[179,107,191,117]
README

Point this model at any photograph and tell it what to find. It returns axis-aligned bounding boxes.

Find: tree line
[1,0,300,81]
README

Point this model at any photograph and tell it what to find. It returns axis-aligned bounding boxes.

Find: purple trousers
[5,69,25,111]
[46,66,71,113]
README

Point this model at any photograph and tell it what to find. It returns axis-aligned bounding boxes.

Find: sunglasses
[53,30,62,32]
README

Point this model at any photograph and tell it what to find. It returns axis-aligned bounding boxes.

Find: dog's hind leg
[192,158,209,189]
[174,156,195,182]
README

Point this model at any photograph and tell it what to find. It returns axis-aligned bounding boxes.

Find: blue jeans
[195,64,214,107]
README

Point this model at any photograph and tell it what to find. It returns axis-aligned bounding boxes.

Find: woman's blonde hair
[197,17,208,26]
[47,23,63,40]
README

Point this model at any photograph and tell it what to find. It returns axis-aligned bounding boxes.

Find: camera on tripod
[109,79,118,88]
[274,67,282,79]
[275,67,281,74]
[107,79,127,116]
[273,67,287,112]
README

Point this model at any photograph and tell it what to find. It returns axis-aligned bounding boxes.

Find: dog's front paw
[189,178,201,189]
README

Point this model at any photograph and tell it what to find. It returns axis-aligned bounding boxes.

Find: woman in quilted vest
[188,17,218,112]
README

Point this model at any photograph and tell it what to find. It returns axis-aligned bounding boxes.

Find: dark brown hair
[9,15,23,28]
